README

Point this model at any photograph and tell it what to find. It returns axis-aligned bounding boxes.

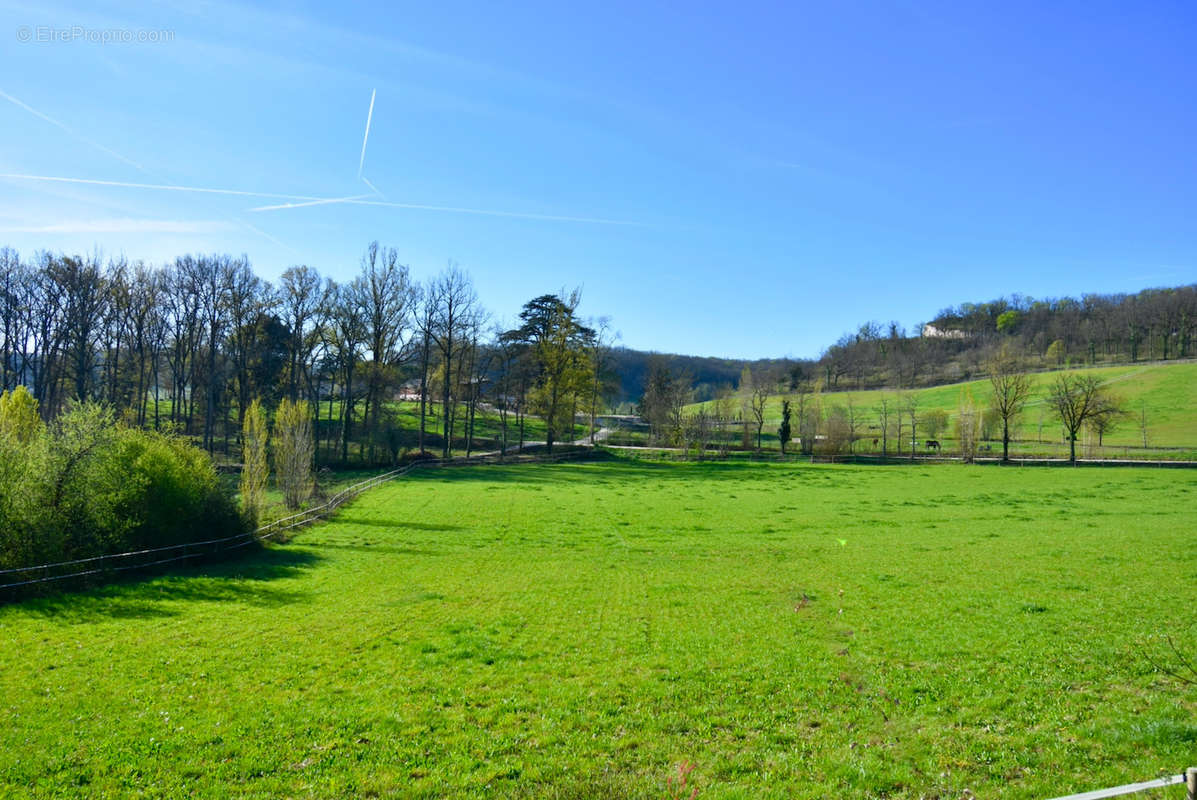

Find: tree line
[0,244,615,466]
[816,284,1197,390]
[639,351,1130,464]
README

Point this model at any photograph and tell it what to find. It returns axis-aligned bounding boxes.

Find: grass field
[692,361,1197,454]
[2,458,1195,798]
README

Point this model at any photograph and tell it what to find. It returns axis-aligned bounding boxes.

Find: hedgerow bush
[0,392,249,575]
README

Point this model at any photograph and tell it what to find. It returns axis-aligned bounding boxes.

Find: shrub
[0,386,43,444]
[106,428,246,550]
[0,398,248,580]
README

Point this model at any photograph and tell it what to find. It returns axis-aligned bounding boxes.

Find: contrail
[0,89,145,172]
[358,88,376,179]
[249,193,371,212]
[1,91,301,253]
[0,174,640,226]
[0,218,236,234]
[235,219,301,256]
[338,198,641,226]
[360,176,384,198]
[0,173,329,202]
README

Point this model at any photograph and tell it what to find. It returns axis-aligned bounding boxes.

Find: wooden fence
[0,449,598,594]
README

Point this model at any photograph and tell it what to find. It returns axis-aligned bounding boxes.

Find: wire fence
[0,449,598,595]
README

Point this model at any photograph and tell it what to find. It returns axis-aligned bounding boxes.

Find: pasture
[687,361,1197,458]
[1,458,1194,798]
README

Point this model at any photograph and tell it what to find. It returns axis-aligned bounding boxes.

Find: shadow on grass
[411,454,789,486]
[332,515,466,532]
[498,773,656,800]
[3,546,322,622]
[309,541,439,556]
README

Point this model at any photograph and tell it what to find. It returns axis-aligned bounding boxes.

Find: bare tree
[795,383,819,456]
[822,405,851,455]
[1138,401,1149,448]
[328,281,366,462]
[491,323,522,457]
[988,351,1033,461]
[956,387,981,462]
[415,284,438,455]
[0,248,23,391]
[460,313,491,457]
[124,264,162,427]
[586,316,618,445]
[353,242,416,462]
[1085,406,1124,448]
[738,367,753,449]
[100,257,129,406]
[1047,373,1123,463]
[712,384,735,457]
[279,265,324,402]
[874,394,892,456]
[845,396,861,453]
[901,391,920,460]
[750,374,770,451]
[641,359,687,446]
[193,254,237,452]
[55,252,108,404]
[683,407,714,459]
[163,257,201,432]
[225,260,270,449]
[427,265,478,458]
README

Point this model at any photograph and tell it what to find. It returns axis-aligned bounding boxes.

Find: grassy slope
[1,459,1195,798]
[383,401,588,447]
[157,399,586,464]
[696,361,1197,449]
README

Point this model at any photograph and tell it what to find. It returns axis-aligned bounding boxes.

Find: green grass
[383,401,588,447]
[146,398,587,467]
[2,458,1195,798]
[695,361,1197,452]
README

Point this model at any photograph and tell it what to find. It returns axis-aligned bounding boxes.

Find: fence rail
[1046,768,1195,800]
[0,449,597,594]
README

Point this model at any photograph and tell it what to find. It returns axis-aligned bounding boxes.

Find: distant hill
[815,284,1196,391]
[606,348,803,406]
[613,283,1196,406]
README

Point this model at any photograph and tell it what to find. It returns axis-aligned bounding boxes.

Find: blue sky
[1,0,1194,358]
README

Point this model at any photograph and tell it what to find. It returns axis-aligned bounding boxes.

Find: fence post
[1186,767,1196,800]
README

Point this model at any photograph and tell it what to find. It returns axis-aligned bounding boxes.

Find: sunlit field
[2,458,1194,798]
[684,361,1197,459]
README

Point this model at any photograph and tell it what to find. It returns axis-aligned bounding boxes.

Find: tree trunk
[418,338,429,454]
[341,364,354,463]
[441,351,452,459]
[466,391,476,457]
